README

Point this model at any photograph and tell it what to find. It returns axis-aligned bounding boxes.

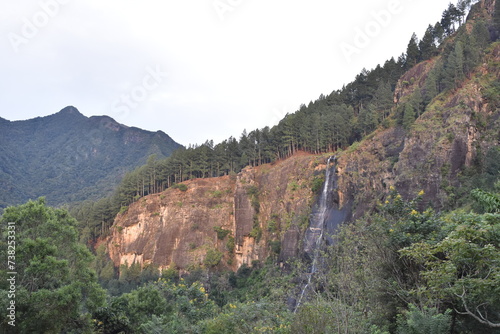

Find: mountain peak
[58,106,83,116]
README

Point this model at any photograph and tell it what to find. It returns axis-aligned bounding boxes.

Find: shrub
[171,183,188,192]
[214,226,231,240]
[204,248,223,268]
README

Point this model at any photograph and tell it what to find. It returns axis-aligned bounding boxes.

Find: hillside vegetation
[1,0,499,333]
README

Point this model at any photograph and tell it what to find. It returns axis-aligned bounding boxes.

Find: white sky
[0,0,453,146]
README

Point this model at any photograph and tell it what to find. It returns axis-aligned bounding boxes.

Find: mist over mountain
[0,106,181,208]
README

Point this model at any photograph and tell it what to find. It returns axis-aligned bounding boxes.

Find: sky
[0,0,454,146]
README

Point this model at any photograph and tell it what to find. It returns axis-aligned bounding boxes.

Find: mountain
[104,0,500,273]
[0,106,182,208]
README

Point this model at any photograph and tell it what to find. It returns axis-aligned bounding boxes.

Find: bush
[204,248,223,268]
[171,183,188,192]
[311,175,325,194]
[396,304,451,334]
[214,226,231,240]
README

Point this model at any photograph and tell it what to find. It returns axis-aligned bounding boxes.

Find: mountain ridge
[0,106,182,209]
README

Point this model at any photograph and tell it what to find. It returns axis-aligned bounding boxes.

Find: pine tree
[494,0,500,40]
[424,70,438,106]
[442,47,457,90]
[405,33,420,69]
[454,41,465,88]
[433,22,445,45]
[373,81,394,120]
[402,103,416,129]
[472,20,491,49]
[410,89,424,117]
[419,25,437,61]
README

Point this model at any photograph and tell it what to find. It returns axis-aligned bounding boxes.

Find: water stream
[294,156,336,313]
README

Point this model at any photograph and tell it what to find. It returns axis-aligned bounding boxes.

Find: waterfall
[294,155,336,313]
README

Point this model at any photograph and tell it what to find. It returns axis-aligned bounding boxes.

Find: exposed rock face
[108,176,236,271]
[106,154,325,272]
[394,60,436,104]
[337,43,500,218]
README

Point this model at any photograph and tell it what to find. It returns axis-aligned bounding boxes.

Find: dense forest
[3,184,500,332]
[1,0,500,333]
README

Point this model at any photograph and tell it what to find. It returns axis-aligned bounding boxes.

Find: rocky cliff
[106,153,330,272]
[337,42,499,219]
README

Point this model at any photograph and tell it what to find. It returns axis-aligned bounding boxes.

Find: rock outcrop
[337,42,500,219]
[106,153,327,272]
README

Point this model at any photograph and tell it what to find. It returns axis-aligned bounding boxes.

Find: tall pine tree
[405,33,420,69]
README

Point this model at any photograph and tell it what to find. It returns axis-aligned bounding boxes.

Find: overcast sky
[1,0,453,146]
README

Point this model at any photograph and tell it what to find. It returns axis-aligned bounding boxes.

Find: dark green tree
[405,33,421,69]
[494,0,500,40]
[433,22,445,45]
[419,25,437,60]
[402,103,416,129]
[0,198,105,333]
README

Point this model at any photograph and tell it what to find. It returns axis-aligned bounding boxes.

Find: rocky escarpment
[336,42,500,218]
[106,153,328,273]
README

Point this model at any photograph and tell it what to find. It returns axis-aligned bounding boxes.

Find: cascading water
[294,156,336,313]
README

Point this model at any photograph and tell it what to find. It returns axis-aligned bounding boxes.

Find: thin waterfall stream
[294,156,336,313]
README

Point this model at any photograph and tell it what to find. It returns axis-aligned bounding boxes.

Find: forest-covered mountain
[0,106,181,209]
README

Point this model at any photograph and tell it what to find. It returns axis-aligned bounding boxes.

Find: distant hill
[0,106,182,208]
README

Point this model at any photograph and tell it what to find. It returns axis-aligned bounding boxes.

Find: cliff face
[337,42,500,219]
[106,153,327,272]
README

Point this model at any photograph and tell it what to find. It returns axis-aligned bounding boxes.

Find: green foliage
[419,25,438,61]
[214,226,231,240]
[402,103,416,129]
[171,183,188,192]
[249,225,263,242]
[226,235,235,253]
[161,264,180,283]
[0,198,106,333]
[202,300,291,334]
[119,205,128,214]
[292,296,368,334]
[246,185,258,197]
[269,240,281,255]
[405,33,421,68]
[205,248,223,268]
[401,211,500,328]
[471,188,500,213]
[483,79,500,111]
[267,219,278,233]
[96,280,218,333]
[246,185,261,214]
[396,304,452,334]
[311,175,325,194]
